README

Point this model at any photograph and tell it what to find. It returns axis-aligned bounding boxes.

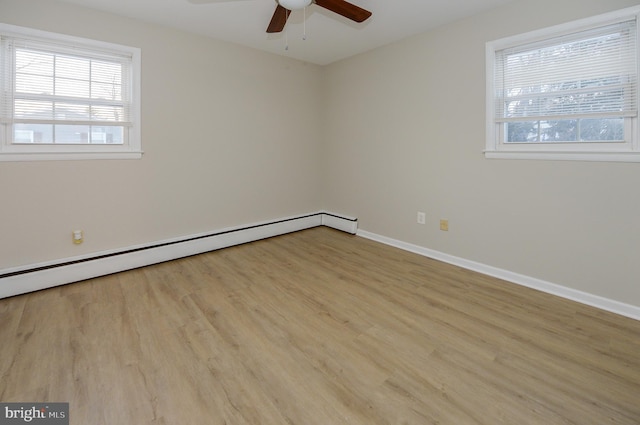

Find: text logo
[0,404,68,425]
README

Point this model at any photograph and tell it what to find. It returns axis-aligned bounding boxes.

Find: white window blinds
[494,18,638,123]
[1,33,133,143]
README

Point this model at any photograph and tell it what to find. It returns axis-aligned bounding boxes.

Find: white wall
[322,0,640,307]
[2,0,639,311]
[0,0,323,270]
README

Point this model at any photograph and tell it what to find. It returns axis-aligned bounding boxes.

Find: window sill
[0,151,143,162]
[484,150,640,163]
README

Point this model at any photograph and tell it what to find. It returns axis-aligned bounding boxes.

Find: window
[486,7,640,162]
[0,24,141,161]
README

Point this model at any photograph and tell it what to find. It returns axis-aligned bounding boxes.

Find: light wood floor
[1,227,639,424]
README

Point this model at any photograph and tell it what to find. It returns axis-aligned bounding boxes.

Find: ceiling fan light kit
[277,0,312,10]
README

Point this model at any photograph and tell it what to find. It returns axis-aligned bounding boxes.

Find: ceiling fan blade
[314,0,372,23]
[267,5,290,33]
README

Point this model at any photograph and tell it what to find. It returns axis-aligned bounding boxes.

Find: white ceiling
[58,0,516,65]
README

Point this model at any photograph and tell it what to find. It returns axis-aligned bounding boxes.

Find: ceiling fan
[267,0,372,33]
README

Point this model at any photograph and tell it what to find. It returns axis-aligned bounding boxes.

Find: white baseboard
[357,230,640,322]
[321,212,358,234]
[0,212,356,299]
[5,215,638,322]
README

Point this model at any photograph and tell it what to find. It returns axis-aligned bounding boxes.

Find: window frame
[0,24,141,162]
[485,6,640,162]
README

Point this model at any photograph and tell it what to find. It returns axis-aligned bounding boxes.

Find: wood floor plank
[1,227,639,424]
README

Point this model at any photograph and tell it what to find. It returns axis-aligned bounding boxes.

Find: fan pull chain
[284,10,289,50]
[302,6,307,40]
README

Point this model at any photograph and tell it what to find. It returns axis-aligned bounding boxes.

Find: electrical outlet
[72,230,84,244]
[417,211,426,225]
[440,219,449,231]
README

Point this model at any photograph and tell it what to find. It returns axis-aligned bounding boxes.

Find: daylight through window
[0,24,141,161]
[486,7,640,161]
